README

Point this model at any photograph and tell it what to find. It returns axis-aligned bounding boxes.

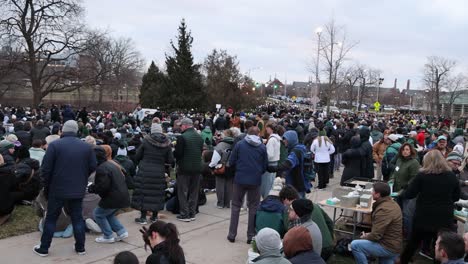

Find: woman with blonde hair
[310,130,335,189]
[399,150,460,263]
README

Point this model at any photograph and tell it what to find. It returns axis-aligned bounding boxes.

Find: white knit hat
[151,123,163,134]
[256,228,282,254]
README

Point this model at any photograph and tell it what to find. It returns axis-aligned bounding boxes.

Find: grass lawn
[0,205,39,239]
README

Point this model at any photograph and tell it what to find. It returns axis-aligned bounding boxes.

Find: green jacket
[279,141,288,164]
[174,127,204,174]
[311,204,334,249]
[391,156,420,192]
[255,196,288,238]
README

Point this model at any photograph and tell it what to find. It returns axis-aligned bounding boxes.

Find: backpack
[334,238,353,256]
[213,145,232,175]
[303,151,316,181]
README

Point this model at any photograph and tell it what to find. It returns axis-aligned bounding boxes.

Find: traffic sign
[374,101,381,112]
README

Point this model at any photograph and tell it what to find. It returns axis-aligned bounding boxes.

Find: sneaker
[176,215,191,222]
[189,215,196,221]
[216,206,224,209]
[85,218,102,233]
[115,232,129,242]
[134,217,148,225]
[33,245,48,257]
[150,217,158,224]
[73,245,86,256]
[419,250,434,260]
[95,236,115,243]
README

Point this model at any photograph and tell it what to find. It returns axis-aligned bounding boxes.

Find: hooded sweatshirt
[229,134,268,186]
[266,134,281,162]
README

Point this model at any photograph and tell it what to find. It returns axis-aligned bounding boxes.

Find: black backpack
[334,238,353,256]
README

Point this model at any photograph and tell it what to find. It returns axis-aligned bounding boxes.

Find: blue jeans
[351,239,398,264]
[40,197,85,252]
[260,162,277,198]
[93,207,126,239]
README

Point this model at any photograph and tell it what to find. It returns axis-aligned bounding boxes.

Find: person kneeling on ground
[435,231,465,264]
[283,226,325,264]
[140,220,186,264]
[255,177,288,237]
[350,182,402,264]
[288,198,323,255]
[252,227,291,264]
[280,186,334,261]
[88,145,130,243]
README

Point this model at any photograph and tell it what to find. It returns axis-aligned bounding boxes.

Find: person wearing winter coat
[382,135,402,181]
[341,136,365,186]
[140,221,186,264]
[14,121,31,148]
[227,127,268,244]
[358,126,374,179]
[29,139,46,165]
[114,147,136,190]
[132,123,174,225]
[252,228,291,264]
[14,155,41,202]
[88,145,130,243]
[283,226,326,264]
[372,135,390,181]
[269,130,310,197]
[311,131,335,189]
[209,129,235,208]
[0,154,16,225]
[30,120,50,142]
[260,123,281,198]
[399,150,461,264]
[370,126,383,144]
[200,126,213,148]
[390,143,420,239]
[255,178,288,237]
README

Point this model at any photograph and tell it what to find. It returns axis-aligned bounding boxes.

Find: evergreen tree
[163,19,205,110]
[139,61,164,108]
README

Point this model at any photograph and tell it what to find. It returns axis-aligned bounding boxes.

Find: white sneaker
[115,232,129,242]
[85,218,102,233]
[95,236,115,243]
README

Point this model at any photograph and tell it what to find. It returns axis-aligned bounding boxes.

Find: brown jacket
[366,196,402,253]
[372,141,388,163]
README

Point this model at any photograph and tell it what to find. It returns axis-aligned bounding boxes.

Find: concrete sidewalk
[0,178,339,264]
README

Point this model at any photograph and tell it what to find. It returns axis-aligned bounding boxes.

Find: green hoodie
[201,127,213,146]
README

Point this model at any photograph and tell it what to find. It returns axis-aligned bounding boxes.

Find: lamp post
[313,27,322,112]
[377,77,384,102]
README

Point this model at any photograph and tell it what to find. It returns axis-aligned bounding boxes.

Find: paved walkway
[0,175,341,263]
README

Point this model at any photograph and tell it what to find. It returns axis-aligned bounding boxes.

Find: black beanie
[292,199,314,217]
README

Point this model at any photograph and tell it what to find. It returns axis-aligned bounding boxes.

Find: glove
[267,166,278,173]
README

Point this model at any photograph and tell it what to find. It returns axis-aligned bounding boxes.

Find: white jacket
[311,136,335,163]
[266,134,281,162]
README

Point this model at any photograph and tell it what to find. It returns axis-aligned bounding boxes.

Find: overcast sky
[83,0,467,90]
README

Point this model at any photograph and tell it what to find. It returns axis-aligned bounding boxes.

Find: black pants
[316,162,330,189]
[141,210,158,219]
[177,173,201,217]
[400,229,437,264]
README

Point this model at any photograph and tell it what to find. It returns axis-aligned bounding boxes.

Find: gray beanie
[62,120,78,134]
[151,123,163,134]
[180,118,193,126]
[256,228,282,254]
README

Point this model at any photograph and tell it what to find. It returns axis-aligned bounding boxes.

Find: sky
[83,0,468,90]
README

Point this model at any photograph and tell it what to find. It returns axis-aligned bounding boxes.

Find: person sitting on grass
[0,153,16,225]
[255,177,288,237]
[140,220,186,264]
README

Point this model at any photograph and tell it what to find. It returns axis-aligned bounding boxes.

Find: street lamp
[377,77,384,102]
[313,27,322,112]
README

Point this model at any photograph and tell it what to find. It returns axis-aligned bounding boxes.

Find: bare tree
[0,0,89,106]
[444,73,466,115]
[81,31,143,104]
[422,56,456,115]
[317,19,357,114]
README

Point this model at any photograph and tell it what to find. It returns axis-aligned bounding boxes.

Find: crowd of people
[0,103,468,263]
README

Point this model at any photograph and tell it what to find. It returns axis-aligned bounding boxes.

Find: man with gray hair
[174,117,204,222]
[34,120,97,257]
